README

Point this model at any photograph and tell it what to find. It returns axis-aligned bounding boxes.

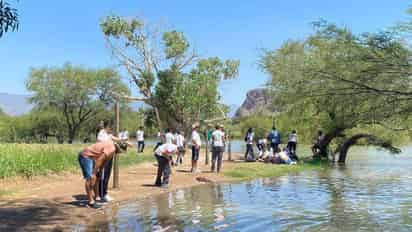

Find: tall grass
[0,144,154,179]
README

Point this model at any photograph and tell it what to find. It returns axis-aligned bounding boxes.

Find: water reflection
[82,146,412,231]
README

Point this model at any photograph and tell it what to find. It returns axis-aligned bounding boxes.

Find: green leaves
[26,63,128,142]
[261,19,412,149]
[100,15,142,39]
[100,14,240,130]
[163,30,189,59]
[0,0,19,38]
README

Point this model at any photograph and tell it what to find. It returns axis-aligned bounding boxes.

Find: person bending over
[96,121,122,203]
[78,141,129,208]
[154,143,178,188]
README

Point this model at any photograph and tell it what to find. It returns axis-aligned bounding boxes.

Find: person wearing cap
[154,143,178,187]
[78,141,128,208]
[211,124,226,173]
[191,123,202,173]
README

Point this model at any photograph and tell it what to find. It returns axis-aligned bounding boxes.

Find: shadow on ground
[0,199,82,231]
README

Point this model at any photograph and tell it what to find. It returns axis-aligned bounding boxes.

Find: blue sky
[0,0,410,106]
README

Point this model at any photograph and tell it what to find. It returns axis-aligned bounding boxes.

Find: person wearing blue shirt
[267,127,281,153]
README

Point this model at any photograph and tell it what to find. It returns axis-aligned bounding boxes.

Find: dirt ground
[0,152,243,232]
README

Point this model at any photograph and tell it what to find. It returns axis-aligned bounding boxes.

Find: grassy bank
[223,159,328,180]
[0,143,154,179]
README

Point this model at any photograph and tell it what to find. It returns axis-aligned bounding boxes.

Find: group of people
[77,121,324,209]
[153,123,228,188]
[243,127,299,164]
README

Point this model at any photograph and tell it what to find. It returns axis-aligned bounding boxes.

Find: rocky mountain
[234,88,273,118]
[0,93,33,116]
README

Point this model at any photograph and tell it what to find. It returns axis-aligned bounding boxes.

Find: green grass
[0,143,154,179]
[223,158,329,180]
[0,188,18,197]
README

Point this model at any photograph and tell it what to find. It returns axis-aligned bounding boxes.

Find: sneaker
[161,184,169,188]
[102,195,113,202]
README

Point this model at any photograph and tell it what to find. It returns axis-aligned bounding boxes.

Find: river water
[80,144,412,231]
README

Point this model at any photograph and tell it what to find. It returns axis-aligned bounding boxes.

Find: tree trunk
[337,134,371,163]
[153,105,163,132]
[67,127,77,144]
[337,133,401,163]
[319,127,345,159]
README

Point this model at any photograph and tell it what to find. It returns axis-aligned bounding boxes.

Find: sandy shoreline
[0,152,245,231]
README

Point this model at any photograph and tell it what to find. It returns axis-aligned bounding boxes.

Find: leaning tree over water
[261,21,410,162]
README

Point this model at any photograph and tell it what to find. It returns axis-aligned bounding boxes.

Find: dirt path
[0,152,243,231]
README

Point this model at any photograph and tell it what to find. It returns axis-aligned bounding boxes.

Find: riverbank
[0,149,323,231]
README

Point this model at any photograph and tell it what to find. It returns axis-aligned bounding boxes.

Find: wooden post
[113,101,120,189]
[205,130,209,165]
[227,130,231,161]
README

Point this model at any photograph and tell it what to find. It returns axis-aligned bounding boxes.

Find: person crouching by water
[78,141,129,208]
[154,143,178,188]
[257,138,267,159]
[211,124,225,173]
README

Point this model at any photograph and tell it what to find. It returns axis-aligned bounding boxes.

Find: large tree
[26,63,129,143]
[260,21,408,162]
[0,0,18,38]
[100,15,239,131]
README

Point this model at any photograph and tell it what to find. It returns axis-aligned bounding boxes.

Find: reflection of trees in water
[315,168,402,231]
[126,184,230,231]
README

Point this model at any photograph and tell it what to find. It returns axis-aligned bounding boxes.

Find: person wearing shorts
[78,141,129,208]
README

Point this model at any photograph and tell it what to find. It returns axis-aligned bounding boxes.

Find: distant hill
[234,88,275,118]
[0,93,33,116]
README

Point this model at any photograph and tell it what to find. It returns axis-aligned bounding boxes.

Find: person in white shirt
[154,143,178,187]
[175,131,186,166]
[97,127,111,142]
[136,126,145,153]
[119,128,129,140]
[191,123,202,173]
[165,128,175,144]
[287,130,299,161]
[211,124,225,173]
[95,120,121,203]
[153,131,163,151]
